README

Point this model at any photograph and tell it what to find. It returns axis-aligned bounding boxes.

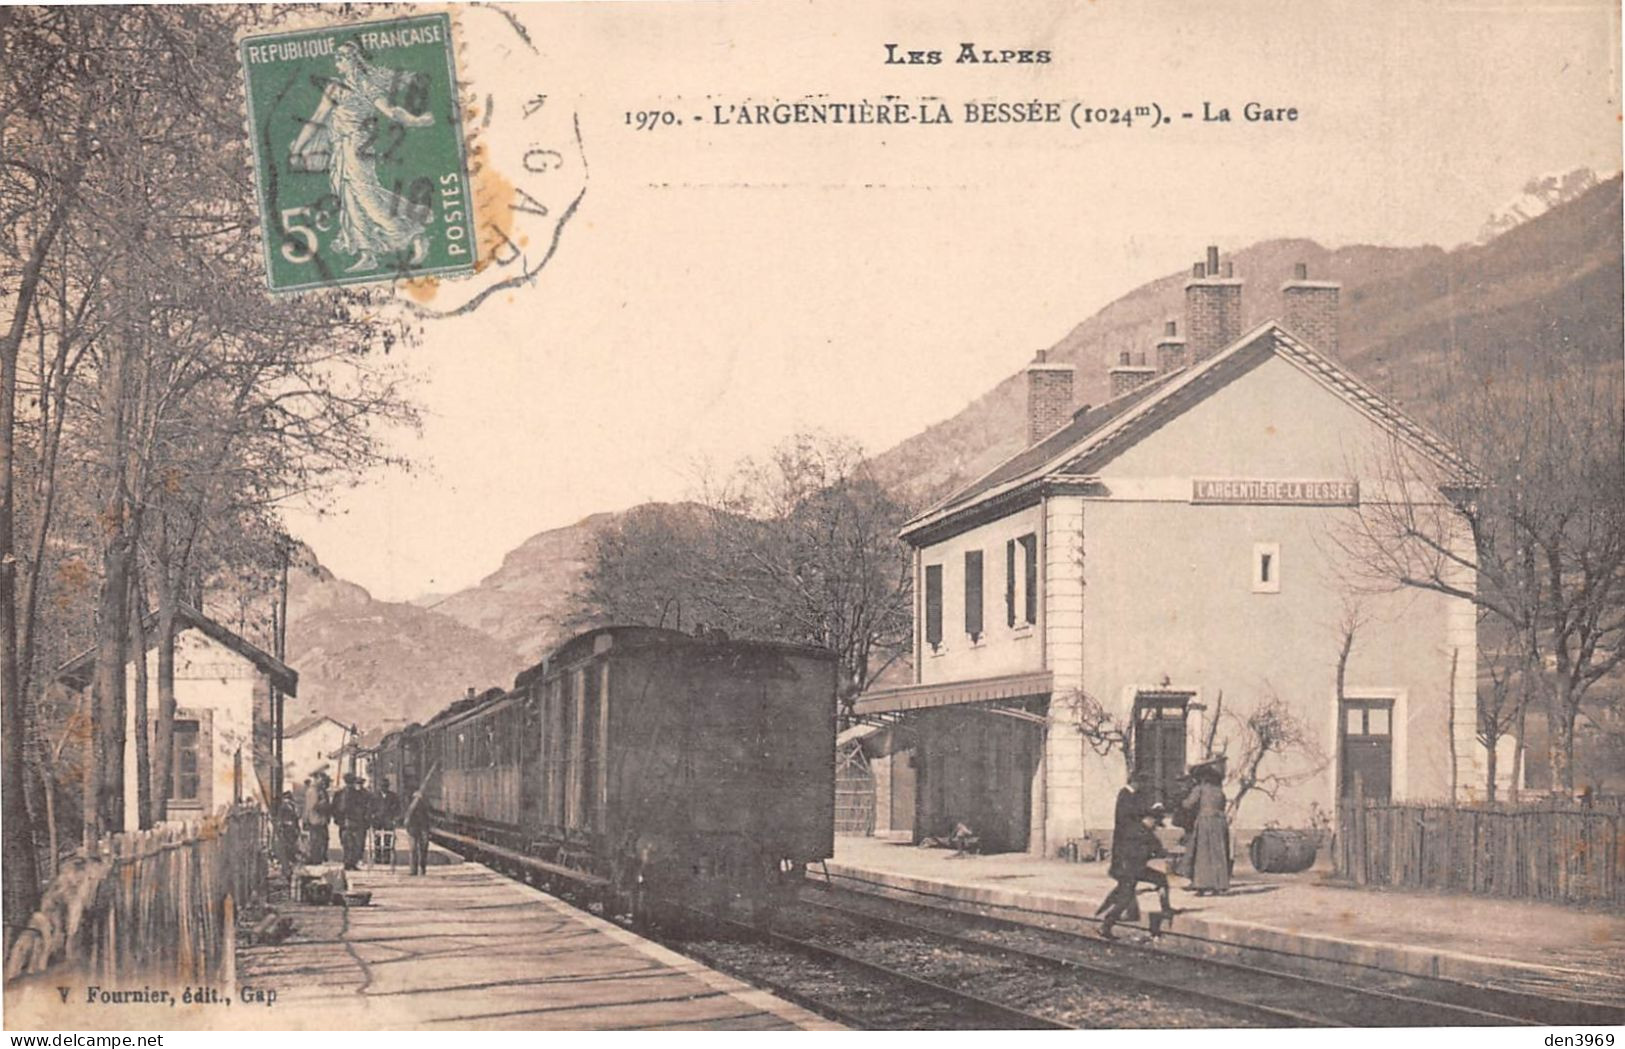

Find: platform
[228,848,841,1030]
[4,845,840,1031]
[827,836,1625,1006]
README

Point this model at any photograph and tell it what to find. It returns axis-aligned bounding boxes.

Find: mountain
[423,509,622,665]
[872,174,1623,507]
[282,544,526,732]
[286,173,1622,730]
[1476,168,1606,245]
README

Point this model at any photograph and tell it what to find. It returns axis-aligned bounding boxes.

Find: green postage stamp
[240,14,477,292]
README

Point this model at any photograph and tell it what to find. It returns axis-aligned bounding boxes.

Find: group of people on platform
[1096,757,1231,939]
[273,770,436,879]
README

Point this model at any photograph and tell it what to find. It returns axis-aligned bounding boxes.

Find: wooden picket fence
[1334,800,1624,905]
[5,805,268,985]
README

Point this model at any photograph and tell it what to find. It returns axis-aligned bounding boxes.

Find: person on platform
[302,772,332,864]
[274,790,302,885]
[1182,761,1231,896]
[1104,778,1144,922]
[1097,803,1175,940]
[332,774,374,871]
[374,777,401,828]
[404,789,434,876]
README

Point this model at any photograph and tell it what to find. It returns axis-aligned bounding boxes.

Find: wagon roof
[512,625,835,690]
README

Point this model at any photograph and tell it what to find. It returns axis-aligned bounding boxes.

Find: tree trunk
[130,566,151,829]
[1484,731,1498,804]
[1546,702,1573,794]
[93,533,131,836]
[151,559,178,822]
[0,138,83,945]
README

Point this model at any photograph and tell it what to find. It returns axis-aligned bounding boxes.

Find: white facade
[861,321,1494,854]
[283,716,352,788]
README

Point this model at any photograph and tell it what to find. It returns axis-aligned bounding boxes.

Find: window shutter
[964,550,983,638]
[925,564,943,648]
[1022,533,1039,624]
[1006,540,1017,627]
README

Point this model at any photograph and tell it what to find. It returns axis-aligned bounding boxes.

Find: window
[924,564,943,650]
[964,550,983,641]
[1007,533,1039,627]
[1253,542,1281,593]
[174,720,201,801]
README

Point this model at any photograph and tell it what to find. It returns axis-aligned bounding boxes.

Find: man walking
[404,788,433,876]
[1097,803,1175,940]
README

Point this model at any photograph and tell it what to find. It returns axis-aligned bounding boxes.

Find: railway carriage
[409,625,838,921]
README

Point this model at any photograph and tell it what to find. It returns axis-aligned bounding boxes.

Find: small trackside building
[57,604,297,827]
[855,249,1489,855]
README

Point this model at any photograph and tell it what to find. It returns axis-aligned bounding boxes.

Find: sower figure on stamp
[287,39,435,272]
[1096,803,1175,940]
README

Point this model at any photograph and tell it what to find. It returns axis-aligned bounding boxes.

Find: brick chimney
[1281,261,1340,356]
[1108,349,1156,398]
[1026,349,1075,445]
[1184,245,1244,364]
[1155,319,1187,375]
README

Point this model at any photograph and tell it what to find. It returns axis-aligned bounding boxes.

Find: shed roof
[55,603,298,696]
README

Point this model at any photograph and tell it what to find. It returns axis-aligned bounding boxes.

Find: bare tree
[1219,690,1328,823]
[1069,690,1133,780]
[1338,357,1624,792]
[574,432,913,702]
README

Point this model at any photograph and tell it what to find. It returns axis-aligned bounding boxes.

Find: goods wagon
[407,625,837,921]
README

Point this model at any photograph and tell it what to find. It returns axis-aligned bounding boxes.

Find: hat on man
[344,773,361,785]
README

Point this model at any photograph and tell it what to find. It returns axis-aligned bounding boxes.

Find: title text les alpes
[886,43,1053,65]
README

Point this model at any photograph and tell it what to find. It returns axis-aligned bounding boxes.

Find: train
[369,625,839,923]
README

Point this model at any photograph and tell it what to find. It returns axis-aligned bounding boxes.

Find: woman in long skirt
[1182,765,1231,895]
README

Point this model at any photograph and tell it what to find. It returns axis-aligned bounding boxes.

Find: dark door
[1340,699,1393,802]
[1133,694,1189,807]
[890,749,916,834]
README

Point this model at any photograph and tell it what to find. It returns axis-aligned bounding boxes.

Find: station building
[58,604,296,827]
[855,248,1490,854]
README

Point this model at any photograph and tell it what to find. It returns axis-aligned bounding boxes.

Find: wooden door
[1132,694,1189,807]
[1340,699,1393,802]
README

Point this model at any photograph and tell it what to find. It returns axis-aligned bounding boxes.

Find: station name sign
[1191,478,1359,506]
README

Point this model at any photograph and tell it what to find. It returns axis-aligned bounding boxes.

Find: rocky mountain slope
[871,175,1623,508]
[421,510,616,665]
[282,544,527,732]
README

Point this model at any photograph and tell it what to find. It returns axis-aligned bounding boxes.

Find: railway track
[440,839,1622,1029]
[668,905,1073,1030]
[805,876,1625,1027]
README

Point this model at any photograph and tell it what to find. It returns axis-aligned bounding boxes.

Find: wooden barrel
[1249,829,1318,873]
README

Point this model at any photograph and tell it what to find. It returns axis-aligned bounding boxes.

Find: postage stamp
[240,13,477,292]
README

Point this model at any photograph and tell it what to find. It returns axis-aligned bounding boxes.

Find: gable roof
[55,603,298,696]
[284,714,349,738]
[901,321,1475,545]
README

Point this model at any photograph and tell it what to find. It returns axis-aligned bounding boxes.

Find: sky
[279,0,1623,602]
